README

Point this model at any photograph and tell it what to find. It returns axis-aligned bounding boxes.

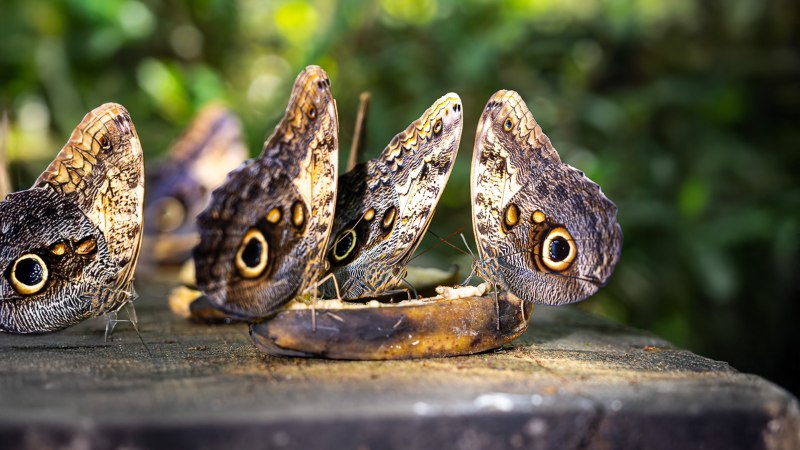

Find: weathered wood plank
[0,282,797,449]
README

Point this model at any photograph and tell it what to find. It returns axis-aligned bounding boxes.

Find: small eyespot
[306,105,317,120]
[503,117,514,132]
[532,210,546,224]
[9,254,49,295]
[433,119,443,135]
[541,227,577,272]
[152,196,186,233]
[99,135,111,151]
[502,203,520,232]
[331,229,358,262]
[266,207,282,224]
[75,238,97,256]
[381,206,397,233]
[363,208,375,221]
[50,242,68,256]
[291,201,306,230]
[235,229,269,279]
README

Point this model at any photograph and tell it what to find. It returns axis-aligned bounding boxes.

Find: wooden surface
[0,281,798,449]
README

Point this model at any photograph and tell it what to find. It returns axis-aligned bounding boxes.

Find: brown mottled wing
[193,66,339,319]
[0,103,143,333]
[325,94,463,299]
[144,104,248,264]
[471,90,622,305]
[35,103,144,293]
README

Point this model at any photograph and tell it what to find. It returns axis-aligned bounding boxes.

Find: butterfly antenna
[347,91,371,171]
[408,227,466,263]
[124,301,152,356]
[0,112,11,198]
[460,233,476,259]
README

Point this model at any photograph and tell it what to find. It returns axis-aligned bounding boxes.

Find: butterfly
[0,103,144,333]
[470,90,622,305]
[144,104,247,265]
[323,93,463,299]
[193,65,339,319]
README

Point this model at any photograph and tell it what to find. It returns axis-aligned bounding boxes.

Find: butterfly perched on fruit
[470,90,622,305]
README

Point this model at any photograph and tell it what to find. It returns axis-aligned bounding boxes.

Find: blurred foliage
[1,0,798,393]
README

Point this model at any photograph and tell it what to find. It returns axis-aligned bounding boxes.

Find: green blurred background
[1,0,798,393]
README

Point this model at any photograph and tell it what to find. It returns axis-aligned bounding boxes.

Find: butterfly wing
[0,103,144,333]
[193,66,338,318]
[472,90,622,305]
[144,105,248,264]
[326,93,463,299]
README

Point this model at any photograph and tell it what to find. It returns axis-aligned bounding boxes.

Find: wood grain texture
[0,281,797,449]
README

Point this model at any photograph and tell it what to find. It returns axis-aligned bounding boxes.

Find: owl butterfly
[144,105,247,265]
[193,66,338,319]
[0,103,144,333]
[324,93,463,299]
[471,91,622,305]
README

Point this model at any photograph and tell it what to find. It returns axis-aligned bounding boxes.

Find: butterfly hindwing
[0,103,144,333]
[472,90,622,305]
[193,66,338,318]
[325,93,463,299]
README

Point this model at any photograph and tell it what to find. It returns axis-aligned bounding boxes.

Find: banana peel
[249,289,532,360]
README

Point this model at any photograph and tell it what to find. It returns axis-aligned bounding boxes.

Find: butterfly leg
[308,272,343,332]
[104,311,118,342]
[493,284,500,331]
[123,302,152,356]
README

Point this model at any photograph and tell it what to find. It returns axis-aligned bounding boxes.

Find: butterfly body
[0,103,144,333]
[471,91,621,305]
[193,66,338,319]
[325,93,463,299]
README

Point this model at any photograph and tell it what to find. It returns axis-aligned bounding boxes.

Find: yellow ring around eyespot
[10,253,49,295]
[433,119,443,135]
[235,229,269,279]
[541,227,577,272]
[332,229,357,262]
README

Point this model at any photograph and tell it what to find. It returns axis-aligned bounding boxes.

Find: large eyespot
[433,119,443,135]
[235,229,269,279]
[306,104,317,120]
[331,229,358,263]
[541,227,577,272]
[9,254,49,295]
[152,196,186,233]
[503,117,514,132]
